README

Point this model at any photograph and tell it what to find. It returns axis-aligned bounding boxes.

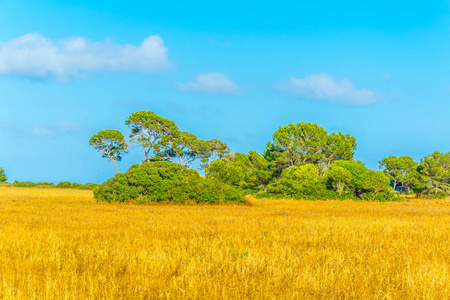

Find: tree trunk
[112,159,119,173]
[144,148,150,162]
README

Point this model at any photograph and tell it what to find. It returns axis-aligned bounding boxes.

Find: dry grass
[1,187,450,299]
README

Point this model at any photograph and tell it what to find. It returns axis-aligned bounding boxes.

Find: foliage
[6,181,98,190]
[89,129,128,173]
[265,164,339,199]
[418,151,450,196]
[12,181,36,188]
[206,151,273,193]
[328,160,367,196]
[322,133,357,172]
[125,110,178,162]
[362,170,390,193]
[359,170,396,201]
[264,123,356,175]
[326,166,352,195]
[265,123,328,170]
[380,156,420,193]
[156,131,229,170]
[94,161,244,203]
[0,167,7,182]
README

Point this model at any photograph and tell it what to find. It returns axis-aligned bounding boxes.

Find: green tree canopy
[94,161,244,203]
[379,156,420,193]
[418,151,450,196]
[200,139,230,171]
[362,170,391,193]
[322,133,357,171]
[329,160,367,196]
[326,166,352,195]
[207,151,273,193]
[265,123,356,175]
[156,132,230,170]
[267,163,323,198]
[0,167,7,182]
[125,110,178,162]
[89,129,128,173]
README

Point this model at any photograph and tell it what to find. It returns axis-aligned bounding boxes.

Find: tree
[0,167,7,182]
[207,151,273,193]
[267,164,321,198]
[155,131,208,167]
[379,156,420,193]
[265,123,356,175]
[330,160,367,196]
[362,170,390,193]
[326,166,352,195]
[265,123,328,170]
[155,132,230,170]
[418,151,450,196]
[322,133,356,173]
[125,111,178,162]
[89,130,128,173]
[94,161,244,203]
[200,139,230,171]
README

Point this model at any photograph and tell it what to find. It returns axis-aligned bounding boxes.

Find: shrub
[57,181,73,189]
[362,170,391,193]
[12,181,36,188]
[0,167,7,182]
[264,164,342,200]
[207,151,273,194]
[325,166,352,195]
[94,161,245,204]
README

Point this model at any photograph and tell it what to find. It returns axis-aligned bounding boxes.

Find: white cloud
[277,73,378,105]
[32,121,81,138]
[32,127,53,138]
[177,72,241,95]
[0,34,169,78]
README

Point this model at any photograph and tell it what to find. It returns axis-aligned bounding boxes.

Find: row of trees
[380,152,450,197]
[87,110,450,201]
[206,124,394,200]
[90,111,229,173]
[0,181,99,190]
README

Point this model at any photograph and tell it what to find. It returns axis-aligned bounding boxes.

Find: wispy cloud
[177,72,241,95]
[0,34,169,79]
[32,126,53,138]
[277,73,378,105]
[32,121,81,138]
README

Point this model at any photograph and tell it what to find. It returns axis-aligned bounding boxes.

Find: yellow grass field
[1,187,450,299]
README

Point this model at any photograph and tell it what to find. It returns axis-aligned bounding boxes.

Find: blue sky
[1,0,450,183]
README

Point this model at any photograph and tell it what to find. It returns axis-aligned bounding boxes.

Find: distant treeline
[2,110,448,202]
[0,181,100,190]
[88,110,450,203]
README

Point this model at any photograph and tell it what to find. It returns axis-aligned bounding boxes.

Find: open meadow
[1,187,450,299]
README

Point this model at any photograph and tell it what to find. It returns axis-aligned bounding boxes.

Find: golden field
[1,187,450,299]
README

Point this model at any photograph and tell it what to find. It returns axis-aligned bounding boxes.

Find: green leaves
[379,156,420,193]
[0,167,7,183]
[362,170,390,193]
[326,166,352,195]
[94,161,244,203]
[125,110,229,169]
[419,151,450,196]
[207,151,272,193]
[156,131,207,167]
[89,129,128,173]
[265,123,356,174]
[125,110,178,162]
